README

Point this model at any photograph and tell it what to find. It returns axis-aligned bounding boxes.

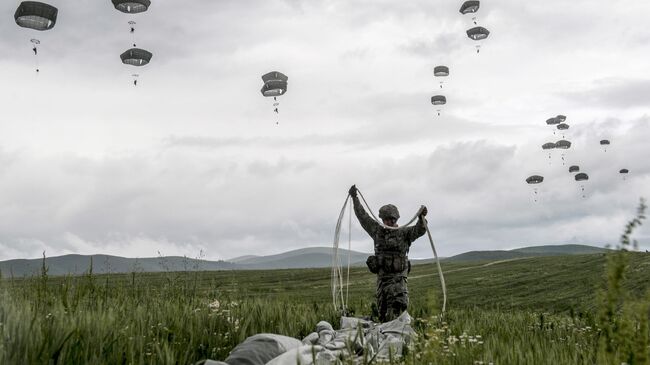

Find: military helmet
[378,204,400,220]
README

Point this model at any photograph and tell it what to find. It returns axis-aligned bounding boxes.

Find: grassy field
[1,247,650,364]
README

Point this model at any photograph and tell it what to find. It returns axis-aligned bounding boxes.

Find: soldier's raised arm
[405,206,428,243]
[349,185,380,236]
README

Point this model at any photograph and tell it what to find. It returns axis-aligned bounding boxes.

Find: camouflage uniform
[351,195,426,322]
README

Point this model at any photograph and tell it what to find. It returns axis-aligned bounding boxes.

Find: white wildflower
[209,299,220,310]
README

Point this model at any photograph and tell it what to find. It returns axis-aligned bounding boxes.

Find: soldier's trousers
[376,275,409,322]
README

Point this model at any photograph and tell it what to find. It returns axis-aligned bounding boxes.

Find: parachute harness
[331,189,447,316]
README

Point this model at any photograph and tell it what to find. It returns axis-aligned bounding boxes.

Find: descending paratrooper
[546,117,560,135]
[555,140,571,165]
[542,142,556,164]
[600,139,610,152]
[460,1,480,28]
[575,172,589,198]
[261,71,288,124]
[556,123,569,139]
[15,1,58,73]
[466,26,489,53]
[526,175,544,203]
[575,173,589,198]
[619,169,629,180]
[431,95,446,116]
[434,66,449,89]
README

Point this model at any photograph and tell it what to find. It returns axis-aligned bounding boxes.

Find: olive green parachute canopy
[542,142,556,150]
[556,115,567,122]
[120,48,153,66]
[466,26,490,40]
[459,1,480,14]
[14,1,57,31]
[112,0,151,14]
[434,66,449,77]
[260,71,288,97]
[620,169,629,174]
[546,117,560,125]
[569,165,580,173]
[555,140,571,149]
[378,204,400,220]
[557,123,569,130]
[575,173,589,182]
[600,139,610,145]
[526,175,544,184]
[431,95,446,105]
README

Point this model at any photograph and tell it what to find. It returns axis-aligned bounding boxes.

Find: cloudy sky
[1,0,649,261]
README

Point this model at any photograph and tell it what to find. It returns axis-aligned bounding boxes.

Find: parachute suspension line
[355,189,447,314]
[332,194,350,313]
[346,201,352,308]
[34,49,40,73]
[30,39,40,73]
[272,97,279,124]
[424,218,446,313]
[129,21,137,47]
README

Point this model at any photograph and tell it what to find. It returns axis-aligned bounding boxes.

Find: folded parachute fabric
[224,334,303,365]
[199,312,415,365]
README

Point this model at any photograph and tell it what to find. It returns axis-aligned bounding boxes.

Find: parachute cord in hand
[424,217,446,314]
[332,194,350,313]
[345,202,352,312]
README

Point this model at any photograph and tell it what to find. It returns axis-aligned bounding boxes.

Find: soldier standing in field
[348,185,428,322]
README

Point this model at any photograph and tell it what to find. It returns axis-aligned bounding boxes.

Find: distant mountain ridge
[0,244,609,277]
[0,248,368,277]
[511,244,607,255]
[445,244,609,262]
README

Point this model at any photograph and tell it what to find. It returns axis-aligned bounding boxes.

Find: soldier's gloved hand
[420,206,428,218]
[348,185,357,197]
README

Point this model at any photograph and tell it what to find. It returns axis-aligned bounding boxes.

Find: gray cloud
[559,79,650,109]
[1,0,649,261]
